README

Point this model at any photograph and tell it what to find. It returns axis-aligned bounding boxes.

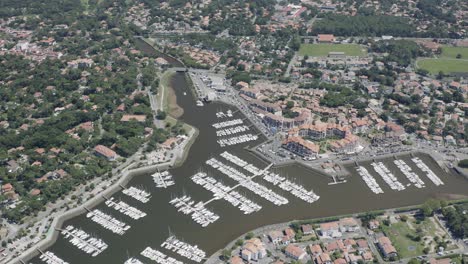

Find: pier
[161,236,206,263]
[61,225,108,257]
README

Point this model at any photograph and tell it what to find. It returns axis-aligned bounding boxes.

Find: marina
[169,196,219,227]
[356,166,384,194]
[105,197,147,220]
[39,251,69,264]
[161,236,206,263]
[122,186,151,203]
[141,247,183,264]
[206,157,289,206]
[220,151,320,203]
[61,225,108,257]
[86,209,131,235]
[394,159,425,188]
[152,171,175,188]
[190,172,262,214]
[412,157,444,186]
[371,161,406,191]
[29,71,468,264]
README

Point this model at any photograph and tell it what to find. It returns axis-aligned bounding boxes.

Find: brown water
[29,74,468,264]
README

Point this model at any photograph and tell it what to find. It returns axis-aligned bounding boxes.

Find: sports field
[417,58,468,74]
[299,44,367,57]
[441,46,468,59]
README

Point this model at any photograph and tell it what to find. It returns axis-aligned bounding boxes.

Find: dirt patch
[434,193,468,200]
[167,82,184,118]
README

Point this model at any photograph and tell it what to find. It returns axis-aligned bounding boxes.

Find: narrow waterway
[29,72,468,264]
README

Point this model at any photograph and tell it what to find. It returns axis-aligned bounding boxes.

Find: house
[284,228,296,241]
[1,183,14,194]
[284,244,306,260]
[345,253,363,263]
[368,220,380,230]
[333,258,347,264]
[377,236,397,258]
[308,244,322,256]
[241,238,267,261]
[428,258,452,264]
[230,256,243,264]
[325,240,346,252]
[339,217,360,232]
[319,221,341,237]
[268,230,283,244]
[356,239,369,251]
[361,251,373,262]
[7,160,20,173]
[30,189,41,196]
[315,253,332,264]
[94,145,118,161]
[301,224,314,235]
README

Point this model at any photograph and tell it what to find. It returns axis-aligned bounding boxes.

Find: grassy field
[417,58,468,74]
[441,46,468,59]
[298,44,366,57]
[381,221,426,258]
[380,216,448,258]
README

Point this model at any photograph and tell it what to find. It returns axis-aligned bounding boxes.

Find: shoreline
[205,197,468,264]
[12,59,467,263]
[10,86,198,264]
[9,162,168,264]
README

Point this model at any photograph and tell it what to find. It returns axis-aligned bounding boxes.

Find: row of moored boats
[191,172,262,214]
[86,209,130,235]
[216,125,250,137]
[169,196,219,227]
[394,159,425,188]
[215,110,233,118]
[206,158,289,206]
[161,236,206,263]
[371,162,406,191]
[357,166,384,194]
[122,186,151,203]
[212,118,243,129]
[217,133,258,147]
[220,151,320,203]
[105,197,147,220]
[412,157,444,186]
[358,157,444,194]
[152,171,175,188]
[62,225,108,257]
[40,251,69,264]
[140,247,183,264]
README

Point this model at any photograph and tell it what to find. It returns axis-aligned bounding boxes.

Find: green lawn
[417,58,468,74]
[441,46,468,59]
[381,221,426,258]
[298,44,367,57]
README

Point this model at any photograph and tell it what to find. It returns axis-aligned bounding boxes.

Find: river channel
[29,45,468,264]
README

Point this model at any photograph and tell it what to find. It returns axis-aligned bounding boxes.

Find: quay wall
[11,161,172,264]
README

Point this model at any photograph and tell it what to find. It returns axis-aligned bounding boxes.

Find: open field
[417,58,468,74]
[441,46,468,59]
[380,215,450,258]
[298,43,366,57]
